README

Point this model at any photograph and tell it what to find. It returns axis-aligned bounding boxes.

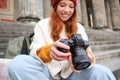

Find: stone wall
[0,0,120,30]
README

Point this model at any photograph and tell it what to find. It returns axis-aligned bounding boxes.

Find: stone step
[96,56,120,72]
[0,22,34,55]
[0,22,34,29]
[91,43,120,52]
[1,37,119,46]
[1,41,119,51]
[86,29,120,36]
[0,52,4,58]
[0,35,22,40]
[88,36,120,41]
[94,49,120,60]
[0,44,6,53]
[0,22,34,35]
[87,32,120,37]
[0,30,33,35]
[0,33,33,39]
[0,38,9,43]
[89,40,120,45]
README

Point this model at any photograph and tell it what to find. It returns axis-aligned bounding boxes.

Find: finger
[71,64,81,73]
[51,51,68,61]
[51,46,71,58]
[68,56,80,73]
[54,40,70,50]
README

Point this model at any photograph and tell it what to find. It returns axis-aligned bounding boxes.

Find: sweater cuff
[37,44,52,63]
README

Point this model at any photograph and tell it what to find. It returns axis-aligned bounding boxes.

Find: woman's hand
[50,40,71,61]
[50,40,80,73]
[68,55,81,73]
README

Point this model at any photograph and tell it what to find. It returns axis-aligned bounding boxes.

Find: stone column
[105,0,113,31]
[92,0,107,29]
[109,0,120,30]
[17,0,41,22]
[14,0,19,21]
[81,0,89,28]
[76,0,82,24]
[43,0,51,18]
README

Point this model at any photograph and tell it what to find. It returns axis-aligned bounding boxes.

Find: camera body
[58,34,91,70]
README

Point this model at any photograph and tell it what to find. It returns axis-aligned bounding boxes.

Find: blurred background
[0,0,120,80]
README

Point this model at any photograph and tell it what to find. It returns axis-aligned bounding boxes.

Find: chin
[62,18,70,22]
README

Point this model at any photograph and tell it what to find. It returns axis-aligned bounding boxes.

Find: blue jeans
[8,55,116,80]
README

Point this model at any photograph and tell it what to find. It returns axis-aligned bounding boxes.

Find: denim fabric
[61,64,116,80]
[8,55,116,80]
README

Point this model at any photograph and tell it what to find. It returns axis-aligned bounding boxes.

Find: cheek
[71,9,75,15]
[56,8,60,15]
[56,6,62,14]
[56,7,63,17]
[68,9,74,18]
[56,10,60,17]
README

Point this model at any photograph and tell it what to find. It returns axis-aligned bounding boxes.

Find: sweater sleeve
[37,44,52,63]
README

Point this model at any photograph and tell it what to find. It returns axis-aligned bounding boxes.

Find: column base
[17,16,40,22]
[113,27,120,31]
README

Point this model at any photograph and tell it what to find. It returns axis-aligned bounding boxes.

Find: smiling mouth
[62,14,70,18]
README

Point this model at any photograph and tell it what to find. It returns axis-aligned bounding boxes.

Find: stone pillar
[92,0,107,29]
[109,0,120,30]
[43,0,51,18]
[17,0,41,22]
[76,0,82,24]
[81,0,89,28]
[14,0,19,21]
[105,0,113,31]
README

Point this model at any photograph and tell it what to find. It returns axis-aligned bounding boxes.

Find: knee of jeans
[91,64,111,71]
[87,64,115,76]
[8,55,30,73]
[92,64,116,79]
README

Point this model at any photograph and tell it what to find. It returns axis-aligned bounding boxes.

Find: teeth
[62,14,68,17]
[63,15,68,17]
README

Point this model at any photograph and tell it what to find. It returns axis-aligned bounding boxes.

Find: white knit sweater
[30,18,90,79]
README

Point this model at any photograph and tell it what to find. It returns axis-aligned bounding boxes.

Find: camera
[58,34,91,70]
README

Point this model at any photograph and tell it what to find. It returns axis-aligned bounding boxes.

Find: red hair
[49,3,78,41]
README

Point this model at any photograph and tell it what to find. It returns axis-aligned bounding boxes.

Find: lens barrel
[71,47,91,70]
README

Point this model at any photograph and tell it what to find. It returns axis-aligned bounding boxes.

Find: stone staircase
[0,22,120,80]
[86,29,120,80]
[0,22,34,57]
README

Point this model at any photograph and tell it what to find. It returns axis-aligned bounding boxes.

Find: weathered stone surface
[17,0,41,22]
[0,22,34,55]
[91,0,107,28]
[0,22,120,80]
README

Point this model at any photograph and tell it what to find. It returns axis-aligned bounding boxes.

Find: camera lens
[59,34,91,70]
[75,61,91,70]
[71,47,91,70]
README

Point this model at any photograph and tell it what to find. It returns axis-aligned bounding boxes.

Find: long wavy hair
[49,2,78,41]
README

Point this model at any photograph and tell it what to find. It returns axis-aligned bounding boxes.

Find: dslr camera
[58,34,91,70]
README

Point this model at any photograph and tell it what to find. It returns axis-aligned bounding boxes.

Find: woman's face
[56,0,75,22]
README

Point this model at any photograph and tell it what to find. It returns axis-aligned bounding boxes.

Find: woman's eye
[59,3,75,8]
[70,5,74,8]
[59,4,65,7]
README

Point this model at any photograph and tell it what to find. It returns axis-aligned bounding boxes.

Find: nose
[64,6,70,13]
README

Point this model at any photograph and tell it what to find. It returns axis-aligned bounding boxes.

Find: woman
[8,0,116,80]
